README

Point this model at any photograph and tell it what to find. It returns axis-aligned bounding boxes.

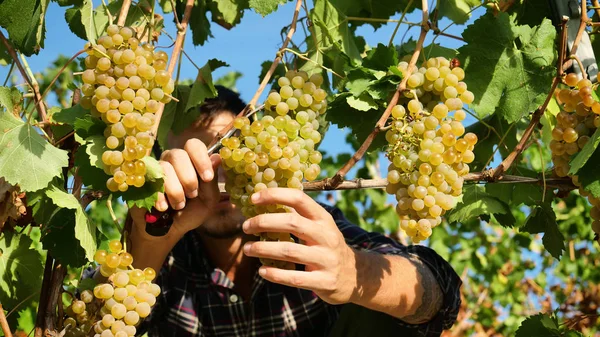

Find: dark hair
[152,85,247,157]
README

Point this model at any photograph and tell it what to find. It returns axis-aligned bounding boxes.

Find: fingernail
[174,201,186,210]
[242,220,249,232]
[202,170,213,181]
[158,200,169,211]
[243,243,251,254]
[251,193,260,203]
[258,268,266,276]
[189,189,198,198]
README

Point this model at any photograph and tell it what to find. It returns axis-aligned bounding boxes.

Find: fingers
[161,149,200,199]
[244,241,326,267]
[159,161,186,210]
[243,212,321,244]
[258,266,329,292]
[184,139,214,182]
[251,188,329,220]
[154,192,168,212]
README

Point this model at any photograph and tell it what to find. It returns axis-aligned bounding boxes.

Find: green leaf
[0,37,11,66]
[141,157,164,182]
[258,60,286,85]
[522,203,564,259]
[209,0,249,28]
[515,313,560,337]
[74,114,105,140]
[42,208,88,267]
[65,6,87,40]
[74,144,110,191]
[85,135,107,169]
[329,0,418,30]
[346,94,376,111]
[51,103,87,125]
[115,157,164,210]
[80,0,96,42]
[447,185,515,226]
[0,231,44,309]
[0,86,23,116]
[577,147,600,199]
[464,113,518,172]
[362,43,398,72]
[0,111,69,192]
[569,128,600,175]
[459,13,556,122]
[0,0,49,56]
[176,0,212,46]
[249,0,287,16]
[398,39,458,61]
[436,0,480,25]
[185,59,228,112]
[311,0,361,62]
[45,184,97,261]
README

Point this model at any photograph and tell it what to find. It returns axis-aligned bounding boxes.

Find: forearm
[349,249,443,323]
[128,219,183,272]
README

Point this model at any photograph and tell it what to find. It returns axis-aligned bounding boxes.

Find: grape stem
[324,0,430,190]
[570,0,589,57]
[117,0,133,26]
[0,304,13,337]
[207,0,304,150]
[0,30,50,135]
[108,194,125,233]
[491,17,569,179]
[148,0,195,142]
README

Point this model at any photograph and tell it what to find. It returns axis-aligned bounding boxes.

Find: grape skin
[385,57,477,243]
[550,79,600,235]
[80,25,173,193]
[221,70,326,268]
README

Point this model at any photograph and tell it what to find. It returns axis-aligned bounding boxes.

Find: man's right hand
[130,138,221,240]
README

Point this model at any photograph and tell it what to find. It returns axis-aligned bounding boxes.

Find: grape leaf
[311,0,361,62]
[459,13,556,122]
[51,103,87,125]
[515,313,560,337]
[185,59,229,112]
[249,0,287,16]
[214,71,243,91]
[447,185,515,226]
[0,35,11,66]
[362,43,398,72]
[0,86,23,117]
[141,157,164,182]
[209,0,248,28]
[176,0,211,46]
[464,113,518,172]
[42,208,88,267]
[258,60,286,85]
[74,114,105,140]
[0,111,69,192]
[74,144,110,192]
[346,94,377,111]
[577,147,600,199]
[64,6,87,40]
[85,135,107,170]
[569,128,600,175]
[398,39,458,61]
[521,203,564,259]
[0,0,48,56]
[45,184,97,261]
[329,0,418,30]
[0,231,44,309]
[80,0,96,42]
[436,0,480,25]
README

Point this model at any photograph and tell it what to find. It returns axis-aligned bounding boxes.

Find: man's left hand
[242,188,358,305]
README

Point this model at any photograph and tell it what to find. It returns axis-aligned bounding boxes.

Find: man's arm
[242,188,451,324]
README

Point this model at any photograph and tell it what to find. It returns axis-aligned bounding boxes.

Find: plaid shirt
[138,204,461,337]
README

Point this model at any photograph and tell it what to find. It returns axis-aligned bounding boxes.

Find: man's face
[167,111,246,238]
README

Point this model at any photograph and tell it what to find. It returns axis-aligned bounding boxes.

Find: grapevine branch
[117,0,132,26]
[34,257,53,337]
[0,304,13,337]
[491,17,569,179]
[0,31,49,130]
[570,0,589,56]
[44,263,66,334]
[215,173,575,192]
[207,0,304,150]
[323,0,429,189]
[148,0,194,140]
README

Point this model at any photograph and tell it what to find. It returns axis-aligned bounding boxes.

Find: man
[128,86,461,336]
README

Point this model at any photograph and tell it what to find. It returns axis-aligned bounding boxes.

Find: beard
[196,206,246,239]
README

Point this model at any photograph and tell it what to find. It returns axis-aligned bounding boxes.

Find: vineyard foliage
[1,0,600,336]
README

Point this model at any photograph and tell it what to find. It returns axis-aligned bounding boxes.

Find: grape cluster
[385,57,477,243]
[550,73,600,234]
[62,240,160,337]
[220,70,326,267]
[79,24,174,193]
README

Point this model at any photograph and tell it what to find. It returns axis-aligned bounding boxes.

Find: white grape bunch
[79,24,174,193]
[62,240,161,337]
[220,70,327,268]
[550,73,600,234]
[385,56,478,243]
